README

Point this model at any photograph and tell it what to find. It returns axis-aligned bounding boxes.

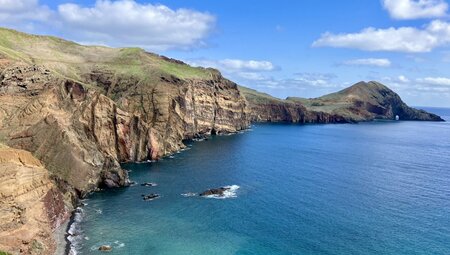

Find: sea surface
[74,108,450,255]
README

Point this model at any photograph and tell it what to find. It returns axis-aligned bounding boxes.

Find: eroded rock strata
[0,145,69,255]
[0,62,249,194]
[0,27,444,254]
[239,82,443,123]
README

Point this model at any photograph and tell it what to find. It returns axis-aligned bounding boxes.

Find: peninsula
[0,27,443,254]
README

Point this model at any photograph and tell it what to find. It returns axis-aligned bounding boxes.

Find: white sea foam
[203,185,240,199]
[114,240,125,248]
[67,207,85,255]
[181,192,197,197]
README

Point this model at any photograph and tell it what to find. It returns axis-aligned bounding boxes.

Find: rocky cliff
[0,145,69,255]
[0,27,444,255]
[240,82,443,123]
[238,86,348,123]
[0,28,249,196]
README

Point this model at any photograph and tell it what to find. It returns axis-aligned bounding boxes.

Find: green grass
[0,251,12,255]
[238,86,285,104]
[159,61,211,79]
[0,26,214,85]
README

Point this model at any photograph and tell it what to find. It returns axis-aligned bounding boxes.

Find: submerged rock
[141,182,157,187]
[142,194,160,201]
[98,245,112,252]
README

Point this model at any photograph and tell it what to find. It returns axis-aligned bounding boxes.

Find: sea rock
[199,187,231,197]
[98,245,112,252]
[142,194,160,201]
[141,182,157,187]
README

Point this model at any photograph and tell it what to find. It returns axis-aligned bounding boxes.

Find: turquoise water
[75,108,450,255]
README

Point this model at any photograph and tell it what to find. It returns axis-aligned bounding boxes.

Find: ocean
[73,107,450,255]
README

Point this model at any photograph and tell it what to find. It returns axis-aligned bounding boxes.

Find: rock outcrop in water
[199,187,231,197]
[0,27,444,254]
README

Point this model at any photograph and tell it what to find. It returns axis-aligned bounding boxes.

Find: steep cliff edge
[0,27,249,195]
[0,145,69,255]
[0,27,249,254]
[238,86,348,123]
[0,27,444,254]
[240,82,443,123]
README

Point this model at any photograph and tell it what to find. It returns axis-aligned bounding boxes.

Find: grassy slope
[287,81,390,114]
[238,86,287,104]
[0,27,213,86]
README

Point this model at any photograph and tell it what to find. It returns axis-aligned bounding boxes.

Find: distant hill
[240,81,443,123]
[0,27,443,254]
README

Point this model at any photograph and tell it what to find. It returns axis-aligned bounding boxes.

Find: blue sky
[2,0,450,106]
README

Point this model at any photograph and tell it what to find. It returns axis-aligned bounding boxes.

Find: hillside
[0,27,249,194]
[240,82,443,123]
[0,27,444,254]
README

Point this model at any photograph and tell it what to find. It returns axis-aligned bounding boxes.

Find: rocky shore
[0,27,444,254]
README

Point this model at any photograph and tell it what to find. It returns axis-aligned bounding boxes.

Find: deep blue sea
[74,108,450,255]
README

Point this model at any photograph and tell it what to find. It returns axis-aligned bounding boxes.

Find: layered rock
[240,82,443,123]
[0,27,445,255]
[239,86,349,123]
[0,145,69,255]
[0,60,248,194]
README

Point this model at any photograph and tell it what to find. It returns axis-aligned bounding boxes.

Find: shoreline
[54,217,71,255]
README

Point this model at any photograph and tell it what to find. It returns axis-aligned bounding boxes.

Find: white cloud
[417,77,450,86]
[0,0,37,11]
[342,58,392,67]
[188,58,277,83]
[0,0,51,25]
[188,59,276,73]
[380,75,450,94]
[382,0,448,20]
[313,20,450,53]
[0,0,215,51]
[236,72,266,81]
[398,75,410,83]
[218,59,275,72]
[57,0,215,50]
[290,72,338,88]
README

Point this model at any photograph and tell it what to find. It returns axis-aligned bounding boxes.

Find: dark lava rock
[199,187,230,197]
[98,245,112,252]
[142,193,160,201]
[141,182,157,187]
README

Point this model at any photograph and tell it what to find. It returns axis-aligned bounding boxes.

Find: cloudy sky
[2,0,450,107]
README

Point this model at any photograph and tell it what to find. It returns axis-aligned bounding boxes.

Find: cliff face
[0,28,249,195]
[0,145,69,255]
[0,42,249,253]
[0,27,445,255]
[240,82,443,123]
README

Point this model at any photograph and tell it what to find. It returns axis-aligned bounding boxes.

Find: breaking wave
[203,185,240,199]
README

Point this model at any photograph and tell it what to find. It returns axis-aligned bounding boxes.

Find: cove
[74,109,450,255]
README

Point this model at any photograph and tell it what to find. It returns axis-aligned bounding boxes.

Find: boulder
[142,194,160,201]
[199,187,230,197]
[98,245,112,252]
